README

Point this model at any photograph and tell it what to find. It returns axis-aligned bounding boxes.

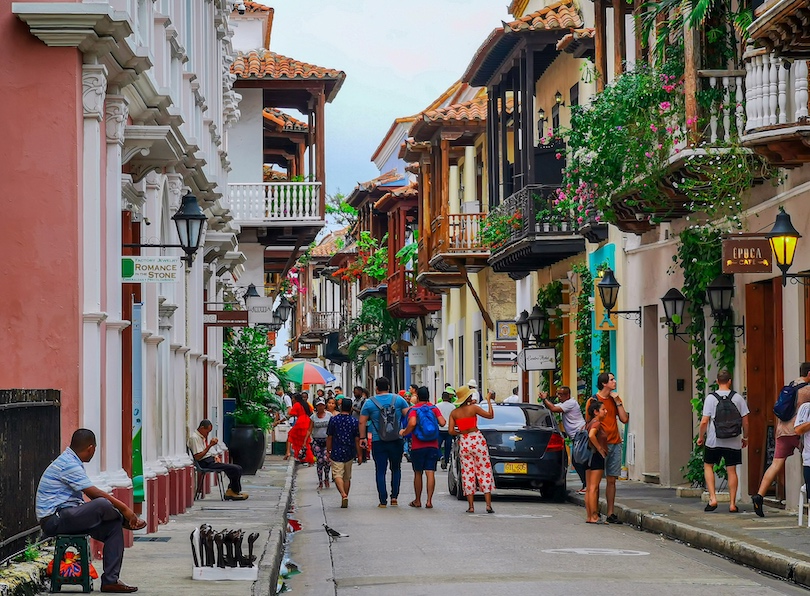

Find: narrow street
[285,462,805,596]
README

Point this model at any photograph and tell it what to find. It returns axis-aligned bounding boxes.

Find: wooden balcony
[740,51,810,166]
[415,239,467,294]
[357,272,387,301]
[748,0,810,59]
[291,337,318,359]
[299,311,343,344]
[430,213,490,273]
[488,185,585,279]
[612,70,771,233]
[387,269,441,318]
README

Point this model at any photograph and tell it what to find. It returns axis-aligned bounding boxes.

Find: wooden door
[745,280,782,496]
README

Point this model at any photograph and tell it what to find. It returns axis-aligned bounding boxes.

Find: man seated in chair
[36,428,146,593]
[188,420,248,501]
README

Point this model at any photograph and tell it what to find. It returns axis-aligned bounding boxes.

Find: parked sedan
[447,403,568,501]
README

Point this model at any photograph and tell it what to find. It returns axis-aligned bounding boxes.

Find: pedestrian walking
[288,392,315,465]
[326,396,337,415]
[400,387,446,508]
[326,398,362,508]
[359,377,410,508]
[436,391,455,470]
[586,372,629,524]
[542,386,587,493]
[584,400,608,524]
[308,397,333,489]
[350,385,367,419]
[697,370,749,513]
[448,386,495,513]
[751,362,810,517]
[791,401,810,507]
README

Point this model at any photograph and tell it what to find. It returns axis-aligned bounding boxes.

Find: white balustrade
[745,51,810,132]
[228,182,322,223]
[704,73,745,143]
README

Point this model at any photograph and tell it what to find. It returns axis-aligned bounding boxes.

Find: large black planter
[228,424,266,475]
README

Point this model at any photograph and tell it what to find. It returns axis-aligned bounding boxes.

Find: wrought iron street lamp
[424,323,438,342]
[275,294,293,323]
[516,310,531,344]
[243,283,260,305]
[597,268,641,326]
[766,206,807,286]
[528,305,547,342]
[660,288,688,341]
[706,274,744,338]
[378,345,392,365]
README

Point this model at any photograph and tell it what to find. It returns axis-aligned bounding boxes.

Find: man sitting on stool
[188,420,248,501]
[36,428,145,593]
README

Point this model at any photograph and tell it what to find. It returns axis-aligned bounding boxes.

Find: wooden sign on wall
[722,237,772,274]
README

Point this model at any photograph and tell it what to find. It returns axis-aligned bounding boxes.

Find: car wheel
[448,468,457,496]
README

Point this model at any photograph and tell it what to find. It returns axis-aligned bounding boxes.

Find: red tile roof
[263,166,287,182]
[504,0,583,31]
[311,227,349,258]
[556,27,595,52]
[358,169,407,192]
[232,50,346,100]
[370,116,418,164]
[409,95,490,141]
[263,108,308,132]
[239,1,271,12]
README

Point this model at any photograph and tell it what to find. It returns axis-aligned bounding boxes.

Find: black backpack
[712,391,742,439]
[369,394,401,442]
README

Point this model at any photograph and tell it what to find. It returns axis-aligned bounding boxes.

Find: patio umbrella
[279,361,336,385]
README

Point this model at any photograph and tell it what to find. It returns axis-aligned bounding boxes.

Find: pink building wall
[0,1,83,441]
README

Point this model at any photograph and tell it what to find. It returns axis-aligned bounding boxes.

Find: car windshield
[478,406,555,430]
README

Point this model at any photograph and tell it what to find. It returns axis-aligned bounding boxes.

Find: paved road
[285,460,805,596]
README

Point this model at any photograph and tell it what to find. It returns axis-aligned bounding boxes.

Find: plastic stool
[50,534,93,593]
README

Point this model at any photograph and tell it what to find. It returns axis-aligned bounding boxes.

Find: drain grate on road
[133,537,171,542]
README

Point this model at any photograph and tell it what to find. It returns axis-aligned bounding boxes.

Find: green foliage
[357,231,388,282]
[571,263,594,392]
[325,192,358,228]
[231,400,273,431]
[14,539,42,563]
[535,281,564,392]
[347,297,416,368]
[481,209,522,250]
[395,230,419,273]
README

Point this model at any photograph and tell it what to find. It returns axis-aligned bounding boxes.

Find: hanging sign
[721,237,772,274]
[122,256,182,283]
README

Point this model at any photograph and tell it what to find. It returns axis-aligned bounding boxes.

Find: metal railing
[488,184,572,248]
[228,182,323,223]
[0,389,60,563]
[302,311,343,335]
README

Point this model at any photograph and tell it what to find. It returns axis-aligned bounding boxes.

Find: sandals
[465,508,475,513]
[486,507,494,514]
[123,518,147,531]
[425,504,433,509]
[704,503,718,512]
[408,500,422,508]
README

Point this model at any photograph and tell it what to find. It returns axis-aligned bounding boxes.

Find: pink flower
[650,124,658,132]
[660,101,671,111]
[555,153,562,160]
[645,151,652,158]
[577,217,584,224]
[663,85,675,93]
[686,117,698,126]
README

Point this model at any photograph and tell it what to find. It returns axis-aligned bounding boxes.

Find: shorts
[586,451,605,471]
[704,446,742,467]
[775,435,801,459]
[605,443,622,477]
[331,460,353,482]
[410,447,440,472]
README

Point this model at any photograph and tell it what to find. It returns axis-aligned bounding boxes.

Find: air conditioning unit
[626,432,636,466]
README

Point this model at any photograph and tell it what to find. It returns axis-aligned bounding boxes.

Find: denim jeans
[438,431,452,463]
[371,439,404,504]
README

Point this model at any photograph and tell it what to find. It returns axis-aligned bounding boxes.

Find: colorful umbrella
[279,361,336,385]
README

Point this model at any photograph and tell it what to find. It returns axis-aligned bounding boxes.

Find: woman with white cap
[307,397,333,489]
[467,379,481,403]
[448,386,495,513]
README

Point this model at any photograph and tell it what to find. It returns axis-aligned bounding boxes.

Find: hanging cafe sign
[721,236,772,274]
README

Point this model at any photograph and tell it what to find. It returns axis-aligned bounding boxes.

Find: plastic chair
[50,534,92,593]
[187,447,225,500]
[799,484,809,527]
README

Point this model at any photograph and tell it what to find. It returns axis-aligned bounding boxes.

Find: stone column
[82,63,108,478]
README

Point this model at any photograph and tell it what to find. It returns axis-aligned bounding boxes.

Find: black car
[447,403,568,501]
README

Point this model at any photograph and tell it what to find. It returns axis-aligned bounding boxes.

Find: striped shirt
[35,447,93,520]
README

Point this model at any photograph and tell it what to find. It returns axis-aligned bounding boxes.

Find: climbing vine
[535,280,564,392]
[570,263,594,391]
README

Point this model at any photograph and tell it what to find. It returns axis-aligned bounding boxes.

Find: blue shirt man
[35,429,146,593]
[359,377,409,507]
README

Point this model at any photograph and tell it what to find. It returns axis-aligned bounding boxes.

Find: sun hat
[453,386,473,407]
[445,386,456,396]
[467,379,478,388]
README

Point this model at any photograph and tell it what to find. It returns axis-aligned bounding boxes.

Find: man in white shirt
[791,402,810,501]
[504,387,521,404]
[541,386,587,493]
[188,420,248,501]
[468,379,481,403]
[436,391,456,469]
[697,370,749,513]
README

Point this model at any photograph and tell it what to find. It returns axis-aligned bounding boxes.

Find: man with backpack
[399,386,446,508]
[751,362,810,517]
[697,370,749,513]
[359,377,410,508]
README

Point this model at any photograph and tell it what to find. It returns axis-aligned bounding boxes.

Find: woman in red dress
[287,393,315,464]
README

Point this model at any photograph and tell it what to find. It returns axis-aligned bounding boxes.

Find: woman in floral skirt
[307,397,333,488]
[448,387,495,513]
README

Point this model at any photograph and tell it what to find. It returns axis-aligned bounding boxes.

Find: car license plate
[504,462,527,474]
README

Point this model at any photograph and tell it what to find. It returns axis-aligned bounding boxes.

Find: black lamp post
[597,268,641,326]
[243,283,261,305]
[275,294,294,323]
[528,305,547,343]
[706,274,744,338]
[424,324,438,342]
[766,206,804,286]
[660,288,688,340]
[124,191,207,265]
[516,310,531,345]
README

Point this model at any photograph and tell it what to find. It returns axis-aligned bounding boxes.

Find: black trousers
[41,499,124,586]
[200,460,243,493]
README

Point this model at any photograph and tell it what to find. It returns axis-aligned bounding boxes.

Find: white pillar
[82,63,108,478]
[464,146,476,207]
[103,92,131,487]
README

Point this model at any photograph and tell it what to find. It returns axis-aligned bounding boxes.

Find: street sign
[492,340,518,366]
[408,345,432,366]
[496,320,518,339]
[121,256,182,283]
[517,347,556,371]
[202,309,248,327]
[722,236,772,273]
[247,297,276,324]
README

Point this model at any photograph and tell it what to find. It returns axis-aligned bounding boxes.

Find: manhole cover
[541,548,649,556]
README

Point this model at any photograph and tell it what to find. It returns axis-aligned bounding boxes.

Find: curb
[567,492,810,588]
[252,458,296,596]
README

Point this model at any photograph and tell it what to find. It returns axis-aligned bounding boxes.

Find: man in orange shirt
[587,372,629,524]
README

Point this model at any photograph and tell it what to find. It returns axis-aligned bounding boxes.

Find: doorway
[745,279,783,497]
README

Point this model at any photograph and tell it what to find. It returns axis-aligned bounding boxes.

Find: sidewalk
[570,478,810,588]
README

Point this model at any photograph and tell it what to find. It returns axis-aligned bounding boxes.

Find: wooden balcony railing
[301,311,343,336]
[228,182,323,223]
[431,213,488,259]
[388,269,439,304]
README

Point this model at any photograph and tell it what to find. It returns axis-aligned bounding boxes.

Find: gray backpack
[369,394,401,441]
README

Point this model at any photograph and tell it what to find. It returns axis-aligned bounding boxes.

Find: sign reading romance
[122,256,182,283]
[722,237,772,274]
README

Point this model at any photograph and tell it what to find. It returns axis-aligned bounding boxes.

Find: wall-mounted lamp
[660,287,688,341]
[275,294,294,323]
[537,108,546,143]
[555,91,565,106]
[597,268,641,326]
[516,305,562,346]
[424,323,438,342]
[706,274,744,338]
[123,192,207,265]
[766,206,810,286]
[243,283,261,305]
[378,344,392,365]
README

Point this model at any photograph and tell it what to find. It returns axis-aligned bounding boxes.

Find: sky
[267,0,507,196]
